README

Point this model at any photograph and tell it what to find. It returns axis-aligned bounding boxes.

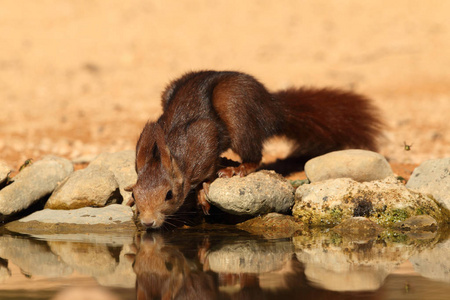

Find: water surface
[0,226,449,299]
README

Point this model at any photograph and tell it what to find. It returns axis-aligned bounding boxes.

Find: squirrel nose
[141,220,156,228]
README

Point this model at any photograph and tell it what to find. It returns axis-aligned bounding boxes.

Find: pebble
[88,150,137,201]
[6,204,135,234]
[305,149,394,182]
[0,161,11,184]
[207,170,295,216]
[45,166,121,209]
[0,156,73,217]
[406,157,450,211]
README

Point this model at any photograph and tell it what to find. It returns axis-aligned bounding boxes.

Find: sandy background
[1,0,449,177]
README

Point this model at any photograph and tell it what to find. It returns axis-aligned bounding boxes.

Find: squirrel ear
[153,122,183,182]
[136,122,157,171]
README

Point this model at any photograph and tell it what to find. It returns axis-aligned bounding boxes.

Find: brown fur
[133,233,218,300]
[130,70,383,229]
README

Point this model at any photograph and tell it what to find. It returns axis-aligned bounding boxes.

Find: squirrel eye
[165,190,173,201]
[165,261,173,271]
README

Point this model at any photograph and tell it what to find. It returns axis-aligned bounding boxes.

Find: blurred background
[1,0,449,169]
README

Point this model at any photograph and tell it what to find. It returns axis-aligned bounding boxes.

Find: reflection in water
[0,227,449,299]
[0,233,137,299]
[133,233,219,299]
[131,230,389,299]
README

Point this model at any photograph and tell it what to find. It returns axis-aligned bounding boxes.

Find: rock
[5,204,136,234]
[305,149,394,183]
[333,217,384,240]
[207,170,295,215]
[0,156,73,218]
[410,239,450,283]
[0,161,11,186]
[45,166,121,209]
[406,157,450,211]
[88,150,137,202]
[293,176,449,227]
[393,215,438,232]
[237,213,303,238]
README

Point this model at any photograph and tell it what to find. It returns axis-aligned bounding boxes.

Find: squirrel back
[131,70,383,229]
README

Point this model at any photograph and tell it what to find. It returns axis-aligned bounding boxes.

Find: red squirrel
[128,70,383,229]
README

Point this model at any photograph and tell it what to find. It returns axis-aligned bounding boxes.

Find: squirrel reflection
[130,232,307,300]
[131,232,219,300]
[130,232,380,300]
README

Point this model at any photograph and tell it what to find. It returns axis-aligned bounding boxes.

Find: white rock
[14,204,133,225]
[406,157,450,210]
[0,161,11,185]
[305,149,394,182]
[45,166,121,209]
[88,150,137,202]
[207,170,294,215]
[0,156,73,216]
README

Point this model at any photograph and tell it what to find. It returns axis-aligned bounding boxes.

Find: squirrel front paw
[196,182,211,215]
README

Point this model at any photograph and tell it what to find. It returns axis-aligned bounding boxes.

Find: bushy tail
[272,87,384,157]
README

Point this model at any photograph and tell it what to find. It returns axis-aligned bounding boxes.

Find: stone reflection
[0,233,136,288]
[48,241,118,276]
[0,226,447,298]
[0,257,11,284]
[206,239,294,274]
[133,231,383,299]
[293,231,438,292]
[48,240,136,288]
[132,227,450,299]
[410,238,450,283]
[0,235,73,277]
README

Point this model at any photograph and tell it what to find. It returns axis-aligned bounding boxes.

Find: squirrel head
[132,122,188,229]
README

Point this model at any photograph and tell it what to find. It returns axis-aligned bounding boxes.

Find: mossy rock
[293,176,450,228]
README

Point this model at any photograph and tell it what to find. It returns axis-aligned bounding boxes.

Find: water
[0,226,449,299]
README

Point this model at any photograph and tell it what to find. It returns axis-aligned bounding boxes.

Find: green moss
[375,208,410,227]
[330,208,343,224]
[289,179,310,189]
[378,230,409,243]
[328,231,343,246]
[415,208,425,215]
